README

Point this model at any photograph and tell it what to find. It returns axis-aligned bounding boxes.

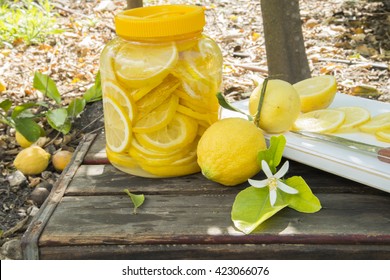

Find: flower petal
[261,160,273,178]
[277,181,299,194]
[248,178,268,188]
[269,189,277,207]
[274,161,289,179]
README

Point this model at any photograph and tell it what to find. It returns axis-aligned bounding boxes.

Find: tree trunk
[260,0,311,83]
[126,0,143,9]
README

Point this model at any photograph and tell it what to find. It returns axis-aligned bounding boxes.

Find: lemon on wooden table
[293,109,346,133]
[359,112,390,134]
[114,42,178,88]
[14,146,50,175]
[103,97,132,153]
[293,75,337,113]
[375,128,390,143]
[103,80,136,121]
[334,106,371,133]
[197,118,267,186]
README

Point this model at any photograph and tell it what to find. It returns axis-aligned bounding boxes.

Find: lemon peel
[14,146,50,175]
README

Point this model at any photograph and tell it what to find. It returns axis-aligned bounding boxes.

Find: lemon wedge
[103,81,136,121]
[293,75,337,113]
[359,112,390,134]
[114,42,178,88]
[334,106,371,133]
[103,97,132,153]
[293,109,345,133]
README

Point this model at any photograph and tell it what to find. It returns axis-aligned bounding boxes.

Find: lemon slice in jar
[103,97,132,153]
[114,42,178,88]
[293,109,345,133]
[103,81,136,121]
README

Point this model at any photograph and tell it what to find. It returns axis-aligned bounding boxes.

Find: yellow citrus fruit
[99,41,120,80]
[249,79,301,133]
[133,94,179,133]
[359,112,390,134]
[114,42,178,88]
[52,150,73,171]
[103,97,132,153]
[135,112,198,152]
[15,131,34,148]
[197,118,267,186]
[293,109,346,133]
[103,80,136,121]
[333,106,371,133]
[375,128,390,143]
[14,146,50,175]
[293,75,337,113]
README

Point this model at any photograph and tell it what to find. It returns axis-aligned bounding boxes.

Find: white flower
[248,160,298,207]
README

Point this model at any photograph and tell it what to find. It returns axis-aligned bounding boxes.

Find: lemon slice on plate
[103,81,136,121]
[114,42,178,88]
[375,128,390,143]
[293,75,337,113]
[135,112,198,152]
[334,106,371,133]
[293,109,345,133]
[103,97,132,153]
[359,112,390,134]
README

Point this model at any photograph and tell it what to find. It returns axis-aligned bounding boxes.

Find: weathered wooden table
[21,134,390,259]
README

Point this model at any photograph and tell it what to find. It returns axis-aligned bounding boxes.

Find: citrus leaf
[124,189,145,214]
[216,92,252,121]
[83,71,102,103]
[258,135,286,173]
[11,102,41,119]
[46,108,71,134]
[231,186,287,234]
[33,72,61,104]
[67,98,86,120]
[14,118,41,142]
[0,99,12,112]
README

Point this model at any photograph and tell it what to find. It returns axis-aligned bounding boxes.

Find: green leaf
[124,189,145,214]
[14,118,41,142]
[258,135,286,173]
[231,187,287,234]
[67,98,86,120]
[46,108,71,134]
[33,72,61,104]
[11,102,41,119]
[281,176,322,213]
[83,71,102,103]
[253,78,268,128]
[0,99,12,112]
[216,92,252,121]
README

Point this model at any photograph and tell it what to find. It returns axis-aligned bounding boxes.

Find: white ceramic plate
[221,93,390,193]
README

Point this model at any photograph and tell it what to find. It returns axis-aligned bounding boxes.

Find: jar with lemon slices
[100,5,223,177]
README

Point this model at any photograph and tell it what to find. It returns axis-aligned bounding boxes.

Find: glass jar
[100,5,223,177]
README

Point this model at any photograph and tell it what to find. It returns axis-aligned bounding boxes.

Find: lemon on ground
[334,106,371,133]
[375,128,390,143]
[197,118,267,186]
[293,75,337,113]
[135,112,198,152]
[293,109,346,133]
[103,80,136,121]
[15,131,34,148]
[359,112,390,134]
[114,42,178,88]
[133,94,179,133]
[249,79,301,133]
[14,146,50,175]
[103,97,132,153]
[52,150,73,171]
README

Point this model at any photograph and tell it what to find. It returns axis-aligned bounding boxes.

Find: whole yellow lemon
[197,118,267,186]
[15,131,34,148]
[249,79,301,133]
[14,146,50,175]
[52,150,73,172]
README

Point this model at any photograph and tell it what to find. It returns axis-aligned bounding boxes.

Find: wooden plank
[39,193,390,247]
[83,133,108,164]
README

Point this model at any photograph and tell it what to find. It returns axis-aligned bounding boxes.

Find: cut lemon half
[359,112,390,134]
[293,75,337,113]
[293,109,345,133]
[375,128,390,143]
[133,94,179,133]
[103,81,136,121]
[103,97,132,153]
[334,106,371,133]
[134,112,198,152]
[114,42,178,88]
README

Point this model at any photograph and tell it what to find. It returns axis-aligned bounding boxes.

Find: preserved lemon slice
[177,104,213,123]
[293,75,337,113]
[133,94,179,133]
[103,97,132,153]
[359,112,390,134]
[293,109,345,133]
[135,113,198,152]
[103,81,136,121]
[376,128,390,143]
[114,42,178,88]
[334,106,371,133]
[141,160,200,177]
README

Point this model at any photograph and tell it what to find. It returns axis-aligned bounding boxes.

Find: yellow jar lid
[115,5,206,39]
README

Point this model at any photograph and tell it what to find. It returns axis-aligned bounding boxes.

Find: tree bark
[126,0,143,9]
[260,0,311,83]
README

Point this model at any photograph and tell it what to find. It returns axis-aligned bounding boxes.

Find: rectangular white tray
[221,93,390,193]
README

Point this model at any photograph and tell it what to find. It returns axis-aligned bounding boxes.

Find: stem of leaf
[254,78,269,127]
